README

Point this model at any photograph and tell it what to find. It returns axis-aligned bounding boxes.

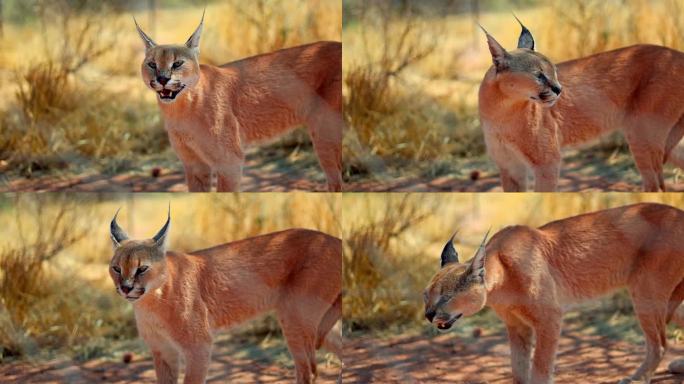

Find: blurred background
[0,193,341,381]
[342,0,684,191]
[0,0,341,192]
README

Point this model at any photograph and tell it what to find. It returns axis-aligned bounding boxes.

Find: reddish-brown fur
[425,203,684,384]
[479,24,684,192]
[136,17,342,192]
[110,224,341,384]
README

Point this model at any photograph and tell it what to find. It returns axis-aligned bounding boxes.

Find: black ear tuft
[468,229,492,277]
[479,23,509,71]
[514,14,535,50]
[440,232,459,268]
[110,208,129,247]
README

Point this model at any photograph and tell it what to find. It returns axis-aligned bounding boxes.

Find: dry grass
[342,0,684,182]
[0,0,341,179]
[343,193,684,335]
[0,193,340,362]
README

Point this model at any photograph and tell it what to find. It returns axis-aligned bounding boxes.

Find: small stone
[470,170,480,181]
[669,358,684,374]
[122,352,133,364]
[151,167,162,178]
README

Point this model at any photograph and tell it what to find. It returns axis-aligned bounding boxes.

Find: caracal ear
[478,24,509,71]
[440,231,460,268]
[133,17,157,51]
[110,208,130,248]
[185,10,205,55]
[467,229,491,279]
[514,14,535,50]
[153,204,171,251]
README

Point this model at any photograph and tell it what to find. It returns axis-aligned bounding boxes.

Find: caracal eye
[136,265,149,275]
[112,266,121,274]
[147,62,157,69]
[172,60,184,69]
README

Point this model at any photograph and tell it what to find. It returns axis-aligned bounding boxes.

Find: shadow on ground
[345,149,684,192]
[343,326,684,383]
[0,146,328,192]
[1,336,340,383]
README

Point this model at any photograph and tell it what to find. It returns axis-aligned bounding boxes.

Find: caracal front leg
[167,133,212,192]
[485,134,528,191]
[494,154,528,192]
[500,311,533,383]
[151,343,180,384]
[532,161,561,192]
[215,154,245,192]
[184,163,212,192]
[181,343,213,384]
[529,310,562,384]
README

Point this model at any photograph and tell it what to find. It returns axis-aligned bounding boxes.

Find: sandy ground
[0,150,329,193]
[342,327,684,384]
[0,338,340,384]
[345,151,684,192]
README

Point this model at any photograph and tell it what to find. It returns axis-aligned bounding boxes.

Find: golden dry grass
[0,193,340,362]
[343,193,684,333]
[342,0,684,181]
[0,0,341,178]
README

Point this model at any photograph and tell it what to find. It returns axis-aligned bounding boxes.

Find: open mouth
[157,85,185,100]
[436,313,463,330]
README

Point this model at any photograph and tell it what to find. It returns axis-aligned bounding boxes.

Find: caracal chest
[164,113,243,166]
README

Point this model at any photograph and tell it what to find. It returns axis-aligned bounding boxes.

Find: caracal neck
[479,69,545,122]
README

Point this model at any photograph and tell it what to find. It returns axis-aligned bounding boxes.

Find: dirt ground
[342,327,684,384]
[0,149,329,193]
[0,338,340,384]
[345,151,684,192]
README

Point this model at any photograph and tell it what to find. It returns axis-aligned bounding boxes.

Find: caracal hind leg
[215,155,244,192]
[529,310,562,384]
[666,281,684,374]
[150,342,180,384]
[665,116,684,170]
[499,311,533,384]
[625,130,668,192]
[307,80,343,192]
[278,308,319,384]
[621,285,671,383]
[316,294,341,352]
[181,343,212,384]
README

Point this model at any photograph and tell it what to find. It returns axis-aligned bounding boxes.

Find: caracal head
[481,16,562,107]
[134,12,204,104]
[108,207,171,303]
[423,230,490,331]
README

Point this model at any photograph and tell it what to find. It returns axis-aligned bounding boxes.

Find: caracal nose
[551,84,562,95]
[121,284,133,294]
[157,76,171,86]
[425,309,436,323]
